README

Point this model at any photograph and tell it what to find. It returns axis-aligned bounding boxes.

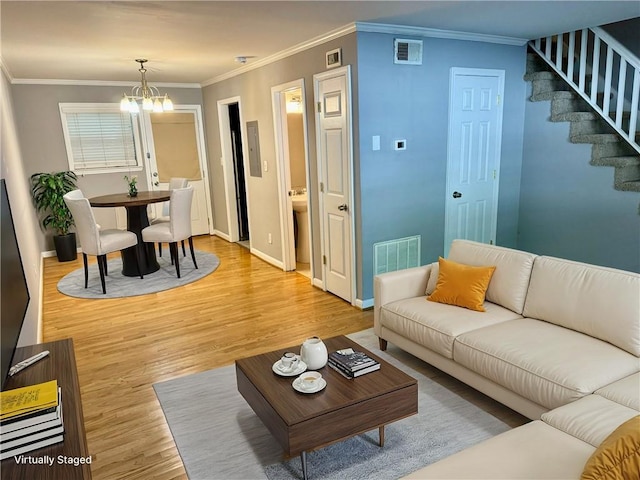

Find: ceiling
[1,1,638,85]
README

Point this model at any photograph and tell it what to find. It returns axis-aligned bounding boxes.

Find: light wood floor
[42,235,526,479]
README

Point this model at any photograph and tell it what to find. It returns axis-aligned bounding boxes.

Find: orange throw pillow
[581,415,640,480]
[427,257,496,312]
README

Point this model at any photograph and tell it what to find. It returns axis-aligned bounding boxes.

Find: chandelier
[120,59,174,113]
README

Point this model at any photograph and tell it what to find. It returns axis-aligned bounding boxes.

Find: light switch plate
[372,135,380,151]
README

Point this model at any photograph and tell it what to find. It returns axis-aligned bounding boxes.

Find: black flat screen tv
[1,178,31,390]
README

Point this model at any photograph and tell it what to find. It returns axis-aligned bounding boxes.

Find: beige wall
[10,83,203,251]
[1,70,42,345]
[287,112,306,189]
[203,33,358,274]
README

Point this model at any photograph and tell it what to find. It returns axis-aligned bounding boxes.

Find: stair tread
[524,71,558,81]
[591,156,640,168]
[571,133,621,144]
[617,180,640,193]
[531,91,576,102]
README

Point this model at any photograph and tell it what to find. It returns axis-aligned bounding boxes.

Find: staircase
[524,28,640,209]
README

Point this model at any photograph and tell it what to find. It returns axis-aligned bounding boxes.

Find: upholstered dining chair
[142,186,198,278]
[150,177,189,258]
[63,189,143,294]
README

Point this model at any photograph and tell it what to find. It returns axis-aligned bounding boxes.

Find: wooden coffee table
[235,335,418,479]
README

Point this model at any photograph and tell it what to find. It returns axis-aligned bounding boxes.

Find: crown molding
[202,22,358,86]
[355,22,528,46]
[9,78,201,88]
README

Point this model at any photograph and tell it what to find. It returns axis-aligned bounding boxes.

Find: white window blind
[59,104,142,174]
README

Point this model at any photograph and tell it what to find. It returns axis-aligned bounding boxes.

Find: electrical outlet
[268,233,272,244]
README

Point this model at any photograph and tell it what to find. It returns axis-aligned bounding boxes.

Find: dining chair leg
[103,255,108,276]
[97,254,107,294]
[188,237,198,269]
[157,242,163,257]
[83,253,89,289]
[170,242,181,278]
[182,240,186,257]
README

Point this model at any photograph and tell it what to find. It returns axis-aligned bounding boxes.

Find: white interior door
[444,68,504,257]
[143,106,212,236]
[315,67,354,304]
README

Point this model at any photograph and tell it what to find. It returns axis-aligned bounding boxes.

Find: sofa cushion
[447,239,537,314]
[523,256,640,356]
[541,395,639,447]
[380,297,522,359]
[454,319,640,409]
[595,373,640,411]
[402,420,595,479]
[581,415,640,480]
[427,257,496,312]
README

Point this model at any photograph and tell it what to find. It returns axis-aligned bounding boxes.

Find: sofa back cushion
[523,256,640,356]
[441,240,537,314]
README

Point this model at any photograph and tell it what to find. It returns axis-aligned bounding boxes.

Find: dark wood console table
[1,339,91,479]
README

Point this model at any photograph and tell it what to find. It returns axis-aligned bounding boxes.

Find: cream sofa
[373,240,640,478]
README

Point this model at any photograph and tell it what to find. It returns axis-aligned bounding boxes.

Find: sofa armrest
[374,265,433,336]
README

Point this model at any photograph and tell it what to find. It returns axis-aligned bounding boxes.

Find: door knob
[152,172,158,177]
[154,181,159,187]
[452,191,462,198]
[338,204,348,211]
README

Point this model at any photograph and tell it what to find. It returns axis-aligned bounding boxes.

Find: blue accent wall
[355,32,527,300]
[518,83,640,272]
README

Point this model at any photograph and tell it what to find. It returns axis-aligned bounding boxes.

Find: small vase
[300,336,328,370]
[128,188,138,197]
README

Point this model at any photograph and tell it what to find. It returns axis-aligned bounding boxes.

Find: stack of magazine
[328,349,380,378]
[0,380,64,460]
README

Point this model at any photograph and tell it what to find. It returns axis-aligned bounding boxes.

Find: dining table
[89,190,171,276]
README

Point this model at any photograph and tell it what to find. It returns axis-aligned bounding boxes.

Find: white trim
[11,78,201,88]
[0,57,14,82]
[312,277,324,289]
[213,229,232,242]
[250,247,284,270]
[37,255,44,344]
[355,298,374,310]
[41,250,58,258]
[217,96,243,243]
[203,23,357,86]
[355,22,528,46]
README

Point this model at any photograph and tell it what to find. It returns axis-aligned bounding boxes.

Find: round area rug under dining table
[57,249,220,299]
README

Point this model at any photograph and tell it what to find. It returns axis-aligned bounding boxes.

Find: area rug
[57,250,220,299]
[153,330,512,480]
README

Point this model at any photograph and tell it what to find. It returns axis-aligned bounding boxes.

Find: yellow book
[0,380,58,420]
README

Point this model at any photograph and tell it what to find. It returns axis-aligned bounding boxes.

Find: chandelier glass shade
[120,59,174,113]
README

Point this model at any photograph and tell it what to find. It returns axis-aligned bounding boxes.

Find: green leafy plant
[30,171,78,235]
[124,174,138,196]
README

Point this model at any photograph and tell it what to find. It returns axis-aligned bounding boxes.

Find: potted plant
[30,170,78,262]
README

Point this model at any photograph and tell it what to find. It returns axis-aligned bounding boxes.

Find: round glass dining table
[89,191,171,276]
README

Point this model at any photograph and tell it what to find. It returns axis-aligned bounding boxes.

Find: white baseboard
[312,278,324,289]
[37,255,44,343]
[355,298,374,310]
[250,248,284,270]
[213,230,231,242]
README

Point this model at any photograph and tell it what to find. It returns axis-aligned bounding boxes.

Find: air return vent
[394,39,423,65]
[374,235,421,275]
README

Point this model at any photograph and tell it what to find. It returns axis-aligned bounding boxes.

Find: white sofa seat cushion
[454,319,640,409]
[523,256,640,356]
[541,395,639,448]
[446,239,537,314]
[595,373,640,411]
[401,420,594,479]
[379,297,522,359]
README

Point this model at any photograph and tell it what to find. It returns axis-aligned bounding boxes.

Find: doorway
[313,66,355,304]
[272,79,312,279]
[444,68,504,257]
[217,97,250,245]
[142,105,213,236]
[228,104,249,244]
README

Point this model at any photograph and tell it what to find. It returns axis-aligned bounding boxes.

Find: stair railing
[530,27,640,154]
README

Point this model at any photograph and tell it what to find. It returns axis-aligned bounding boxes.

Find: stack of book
[0,380,64,460]
[328,349,380,378]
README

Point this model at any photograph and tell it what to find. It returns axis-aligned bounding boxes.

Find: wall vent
[394,39,423,65]
[374,235,421,275]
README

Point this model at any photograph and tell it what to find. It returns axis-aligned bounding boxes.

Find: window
[59,103,143,174]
